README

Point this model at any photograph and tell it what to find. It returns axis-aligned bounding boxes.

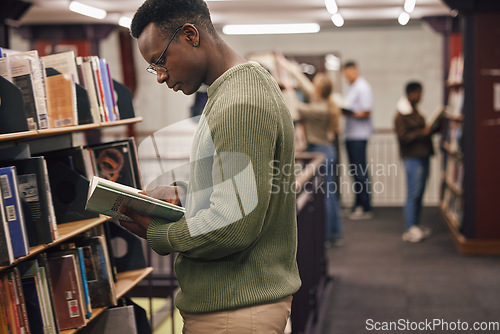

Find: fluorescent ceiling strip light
[331,13,344,27]
[119,16,132,28]
[324,0,338,14]
[398,12,410,25]
[69,1,107,20]
[404,0,416,13]
[222,23,320,35]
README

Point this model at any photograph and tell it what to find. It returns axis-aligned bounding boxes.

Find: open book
[85,176,185,222]
[428,105,445,132]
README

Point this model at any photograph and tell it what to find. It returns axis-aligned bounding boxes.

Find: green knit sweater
[146,62,301,313]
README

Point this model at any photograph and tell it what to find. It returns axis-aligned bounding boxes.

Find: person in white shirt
[342,61,374,219]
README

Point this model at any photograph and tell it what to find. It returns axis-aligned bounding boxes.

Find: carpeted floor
[317,206,500,334]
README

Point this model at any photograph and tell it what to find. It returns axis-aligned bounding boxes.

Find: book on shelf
[0,166,29,258]
[0,190,15,267]
[19,258,59,334]
[46,253,87,330]
[72,234,118,308]
[45,69,78,128]
[0,57,12,82]
[9,56,40,131]
[76,57,102,123]
[10,51,49,130]
[447,55,464,85]
[11,267,31,334]
[85,176,185,223]
[1,273,23,334]
[89,139,139,189]
[5,157,58,246]
[41,50,80,85]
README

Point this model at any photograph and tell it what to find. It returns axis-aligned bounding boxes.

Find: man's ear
[182,24,199,47]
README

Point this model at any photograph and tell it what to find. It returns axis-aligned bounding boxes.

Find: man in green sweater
[119,0,301,332]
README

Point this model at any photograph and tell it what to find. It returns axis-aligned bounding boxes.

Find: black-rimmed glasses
[146,26,183,75]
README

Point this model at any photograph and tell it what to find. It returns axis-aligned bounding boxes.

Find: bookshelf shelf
[61,267,154,334]
[0,117,143,143]
[0,216,110,271]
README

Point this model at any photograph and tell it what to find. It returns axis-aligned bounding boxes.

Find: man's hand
[142,185,186,206]
[118,206,153,239]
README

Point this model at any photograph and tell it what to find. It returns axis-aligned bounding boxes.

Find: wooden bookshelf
[439,1,500,254]
[61,267,154,334]
[0,117,142,143]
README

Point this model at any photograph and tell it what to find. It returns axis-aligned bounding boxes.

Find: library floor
[134,206,500,334]
[317,206,500,334]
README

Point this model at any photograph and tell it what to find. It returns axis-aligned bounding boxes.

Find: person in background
[341,61,374,220]
[279,56,343,246]
[119,0,301,332]
[394,81,436,243]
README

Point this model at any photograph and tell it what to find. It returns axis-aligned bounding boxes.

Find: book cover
[10,51,49,130]
[89,140,137,188]
[0,76,31,135]
[0,281,9,333]
[46,253,86,330]
[45,72,78,128]
[8,157,58,246]
[9,56,39,130]
[0,190,15,267]
[85,176,185,223]
[0,166,29,258]
[20,275,45,334]
[41,51,80,85]
[0,278,16,334]
[0,57,12,82]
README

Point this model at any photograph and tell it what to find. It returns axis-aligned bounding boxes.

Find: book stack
[0,49,133,135]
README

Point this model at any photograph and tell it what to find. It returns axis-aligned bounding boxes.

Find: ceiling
[19,0,453,29]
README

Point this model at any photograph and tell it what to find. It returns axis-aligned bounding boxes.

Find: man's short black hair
[130,0,215,39]
[342,61,357,69]
[406,81,422,95]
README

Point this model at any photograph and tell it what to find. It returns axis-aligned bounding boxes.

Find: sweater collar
[397,96,418,115]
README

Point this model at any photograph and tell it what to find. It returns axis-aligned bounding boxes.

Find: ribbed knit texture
[147,62,301,313]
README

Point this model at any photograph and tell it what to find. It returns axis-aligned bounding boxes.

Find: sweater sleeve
[147,101,278,260]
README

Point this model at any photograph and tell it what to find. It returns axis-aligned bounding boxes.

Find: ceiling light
[398,12,410,25]
[222,23,320,35]
[119,16,132,28]
[69,1,106,20]
[404,0,416,13]
[324,0,338,15]
[331,13,344,27]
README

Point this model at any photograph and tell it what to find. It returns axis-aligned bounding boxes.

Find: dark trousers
[345,139,371,212]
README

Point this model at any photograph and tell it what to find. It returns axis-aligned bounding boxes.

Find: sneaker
[402,226,426,243]
[348,207,374,220]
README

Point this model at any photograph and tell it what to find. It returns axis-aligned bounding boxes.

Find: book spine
[76,248,92,319]
[12,268,30,334]
[0,167,29,258]
[5,274,23,334]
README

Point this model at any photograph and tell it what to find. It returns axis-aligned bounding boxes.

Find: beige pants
[180,296,293,334]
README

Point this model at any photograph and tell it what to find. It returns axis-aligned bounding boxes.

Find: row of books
[447,55,464,85]
[446,87,464,118]
[442,119,463,154]
[441,186,464,229]
[0,138,142,267]
[0,224,117,333]
[0,48,131,135]
[444,156,464,193]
